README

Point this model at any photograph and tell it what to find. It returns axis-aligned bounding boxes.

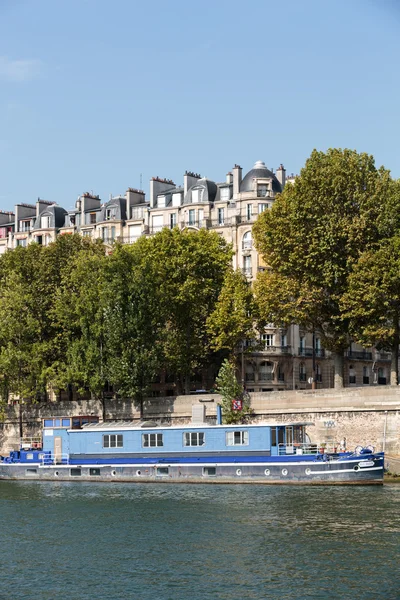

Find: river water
[0,481,399,600]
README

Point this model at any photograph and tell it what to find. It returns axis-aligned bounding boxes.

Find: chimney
[232,164,242,197]
[149,177,175,208]
[276,164,286,188]
[184,171,201,196]
[226,172,233,184]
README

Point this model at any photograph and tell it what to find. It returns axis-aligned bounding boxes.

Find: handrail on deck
[41,453,69,466]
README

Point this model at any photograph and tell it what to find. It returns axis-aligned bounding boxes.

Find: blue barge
[0,416,384,484]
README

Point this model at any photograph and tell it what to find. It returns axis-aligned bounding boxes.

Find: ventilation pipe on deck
[216,404,222,425]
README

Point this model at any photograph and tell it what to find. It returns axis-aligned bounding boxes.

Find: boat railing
[278,443,320,456]
[41,453,70,466]
[20,437,42,450]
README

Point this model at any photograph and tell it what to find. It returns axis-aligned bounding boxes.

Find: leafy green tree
[51,251,109,411]
[104,245,164,417]
[342,237,400,385]
[144,228,233,393]
[253,148,394,388]
[207,269,255,355]
[215,359,251,424]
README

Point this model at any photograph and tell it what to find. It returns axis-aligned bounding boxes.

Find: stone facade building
[0,160,392,394]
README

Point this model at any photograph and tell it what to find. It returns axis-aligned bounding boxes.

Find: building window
[183,432,205,447]
[246,204,252,220]
[218,208,224,225]
[349,365,356,385]
[262,333,273,348]
[299,363,306,382]
[158,195,166,208]
[257,184,268,197]
[378,368,386,385]
[258,203,269,213]
[106,208,116,220]
[170,213,177,228]
[363,366,369,385]
[172,193,181,207]
[41,216,50,229]
[198,209,204,227]
[316,364,322,383]
[16,239,27,247]
[89,213,97,224]
[188,209,196,226]
[281,333,287,347]
[220,187,230,201]
[242,231,252,250]
[20,220,31,232]
[82,230,92,237]
[111,226,116,242]
[226,431,249,446]
[103,434,123,448]
[243,255,252,277]
[259,361,273,382]
[142,433,163,447]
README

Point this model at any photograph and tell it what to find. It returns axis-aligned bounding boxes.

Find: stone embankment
[1,386,399,459]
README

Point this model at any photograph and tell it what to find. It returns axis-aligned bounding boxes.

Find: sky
[0,0,399,211]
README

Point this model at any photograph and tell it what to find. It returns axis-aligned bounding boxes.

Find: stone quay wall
[1,386,399,457]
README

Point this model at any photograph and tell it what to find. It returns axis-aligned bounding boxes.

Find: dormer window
[158,195,166,208]
[257,184,268,197]
[220,187,230,202]
[172,193,181,207]
[192,189,203,203]
[41,216,50,229]
[106,208,116,221]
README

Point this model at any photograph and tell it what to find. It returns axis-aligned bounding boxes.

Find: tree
[207,269,255,356]
[253,148,394,388]
[104,244,165,417]
[51,251,109,411]
[143,228,233,393]
[341,236,400,385]
[215,359,251,424]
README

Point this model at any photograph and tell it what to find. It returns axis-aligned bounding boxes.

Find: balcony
[298,347,325,358]
[346,350,373,360]
[185,220,205,229]
[378,352,391,361]
[258,373,273,382]
[242,240,253,251]
[209,218,234,227]
[263,345,292,355]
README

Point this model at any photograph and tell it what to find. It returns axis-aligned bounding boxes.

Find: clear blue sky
[1,0,399,211]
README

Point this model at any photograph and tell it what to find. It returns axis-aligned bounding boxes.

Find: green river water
[0,481,399,600]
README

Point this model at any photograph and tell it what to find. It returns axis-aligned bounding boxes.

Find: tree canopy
[253,148,396,387]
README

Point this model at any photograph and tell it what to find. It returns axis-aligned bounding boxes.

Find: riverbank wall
[1,386,399,458]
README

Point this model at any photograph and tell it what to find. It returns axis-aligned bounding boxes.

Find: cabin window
[26,453,34,460]
[103,434,123,448]
[44,419,53,427]
[90,468,101,476]
[203,467,216,476]
[226,431,249,446]
[70,468,82,476]
[156,467,169,476]
[271,428,277,446]
[183,432,205,447]
[26,469,37,475]
[62,418,71,427]
[142,433,163,448]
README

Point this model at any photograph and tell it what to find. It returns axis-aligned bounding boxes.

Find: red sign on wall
[232,399,243,411]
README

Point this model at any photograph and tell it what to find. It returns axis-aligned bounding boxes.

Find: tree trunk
[390,327,399,385]
[333,352,344,389]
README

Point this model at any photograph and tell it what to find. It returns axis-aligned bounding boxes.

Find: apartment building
[0,160,392,393]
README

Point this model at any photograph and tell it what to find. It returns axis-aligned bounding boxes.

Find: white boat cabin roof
[69,421,314,433]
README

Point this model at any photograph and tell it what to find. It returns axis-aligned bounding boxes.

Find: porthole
[111,470,117,477]
[305,468,311,476]
[236,468,242,476]
[282,468,288,476]
[264,469,270,476]
[353,465,359,472]
[136,470,141,476]
[54,471,59,477]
